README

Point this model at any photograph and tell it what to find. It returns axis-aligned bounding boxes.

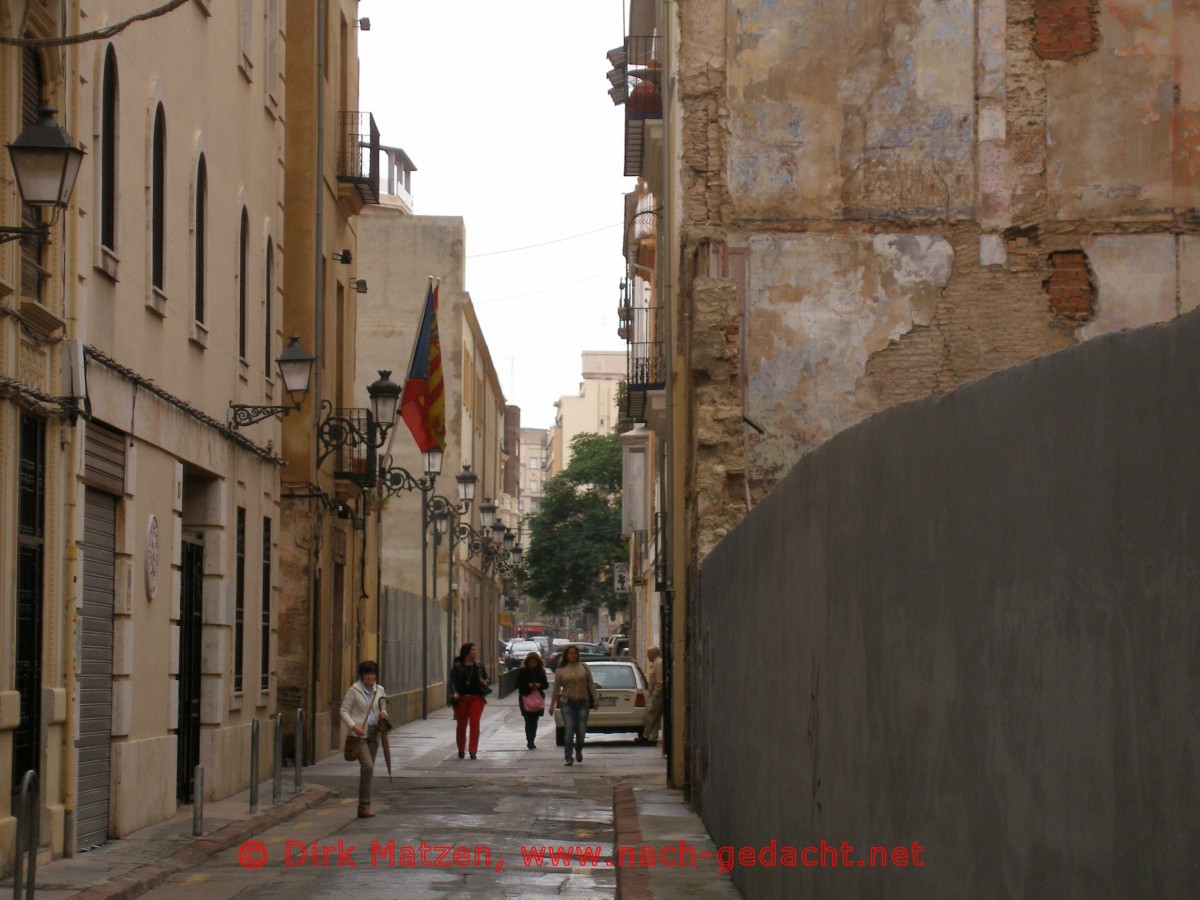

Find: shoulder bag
[342,691,374,761]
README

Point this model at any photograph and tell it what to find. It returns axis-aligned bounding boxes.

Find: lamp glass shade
[511,544,524,566]
[367,370,402,425]
[423,448,444,477]
[478,497,497,529]
[7,108,85,207]
[491,520,506,545]
[434,508,449,535]
[276,336,315,396]
[502,528,515,550]
[456,466,478,504]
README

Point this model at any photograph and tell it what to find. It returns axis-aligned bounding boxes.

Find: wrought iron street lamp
[1,107,84,245]
[229,336,316,427]
[315,370,402,472]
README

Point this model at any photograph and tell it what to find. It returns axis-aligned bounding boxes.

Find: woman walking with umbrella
[339,660,389,818]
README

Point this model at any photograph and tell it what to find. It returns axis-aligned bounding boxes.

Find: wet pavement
[10,697,739,898]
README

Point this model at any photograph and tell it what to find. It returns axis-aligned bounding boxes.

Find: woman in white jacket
[339,660,388,818]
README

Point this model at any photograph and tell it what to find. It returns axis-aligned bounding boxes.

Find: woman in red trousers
[450,642,490,759]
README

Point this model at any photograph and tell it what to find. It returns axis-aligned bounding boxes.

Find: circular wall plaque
[146,515,160,601]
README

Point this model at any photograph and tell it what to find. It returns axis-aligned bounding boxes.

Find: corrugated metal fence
[380,587,444,695]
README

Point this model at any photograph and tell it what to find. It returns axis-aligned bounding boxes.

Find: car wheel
[555,727,564,746]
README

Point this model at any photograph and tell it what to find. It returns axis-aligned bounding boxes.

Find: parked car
[531,635,551,659]
[504,639,541,669]
[604,635,629,657]
[547,642,611,671]
[552,659,647,745]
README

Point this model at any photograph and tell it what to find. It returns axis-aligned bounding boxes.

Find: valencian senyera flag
[401,280,446,453]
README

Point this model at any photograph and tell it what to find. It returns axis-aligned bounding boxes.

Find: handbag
[343,691,374,761]
[523,689,544,714]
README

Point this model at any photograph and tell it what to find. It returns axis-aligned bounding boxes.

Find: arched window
[194,156,207,324]
[238,208,249,358]
[264,239,274,377]
[19,48,46,301]
[100,46,118,250]
[151,105,166,290]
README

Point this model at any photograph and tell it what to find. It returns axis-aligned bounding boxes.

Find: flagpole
[421,484,429,720]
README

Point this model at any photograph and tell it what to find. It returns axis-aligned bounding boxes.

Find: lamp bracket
[0,223,49,245]
[229,399,301,429]
[378,458,437,496]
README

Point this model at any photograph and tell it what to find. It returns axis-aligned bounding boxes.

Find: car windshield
[588,665,638,689]
[511,642,537,652]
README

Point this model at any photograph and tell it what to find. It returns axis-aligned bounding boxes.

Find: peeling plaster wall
[745,234,953,482]
[1046,1,1198,217]
[729,0,976,220]
[679,0,1200,547]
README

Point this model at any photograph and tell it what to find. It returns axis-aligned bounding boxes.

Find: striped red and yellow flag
[400,281,446,453]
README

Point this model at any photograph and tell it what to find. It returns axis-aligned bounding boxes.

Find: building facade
[549,350,623,478]
[2,0,384,869]
[357,209,512,717]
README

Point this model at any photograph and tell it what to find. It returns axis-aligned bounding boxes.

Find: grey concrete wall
[694,311,1200,897]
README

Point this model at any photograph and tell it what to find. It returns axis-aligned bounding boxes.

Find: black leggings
[522,712,540,744]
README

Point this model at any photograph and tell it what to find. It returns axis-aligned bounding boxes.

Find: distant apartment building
[549,351,623,477]
[519,427,551,516]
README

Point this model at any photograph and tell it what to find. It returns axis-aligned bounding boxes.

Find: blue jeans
[561,701,590,758]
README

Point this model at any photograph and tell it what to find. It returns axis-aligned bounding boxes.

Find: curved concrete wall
[695,310,1200,897]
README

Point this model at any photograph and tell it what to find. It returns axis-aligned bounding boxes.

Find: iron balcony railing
[618,277,665,421]
[619,35,662,177]
[337,111,380,205]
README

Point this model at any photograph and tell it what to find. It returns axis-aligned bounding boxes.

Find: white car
[504,639,540,668]
[553,660,647,745]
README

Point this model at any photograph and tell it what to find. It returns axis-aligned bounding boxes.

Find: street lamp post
[418,466,477,718]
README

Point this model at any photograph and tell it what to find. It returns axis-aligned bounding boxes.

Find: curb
[613,785,651,899]
[68,787,334,900]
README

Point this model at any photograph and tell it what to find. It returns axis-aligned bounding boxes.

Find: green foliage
[523,432,628,617]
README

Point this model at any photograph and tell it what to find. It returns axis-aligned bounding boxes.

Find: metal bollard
[13,769,38,900]
[249,718,259,814]
[193,766,204,836]
[272,713,283,804]
[294,707,304,794]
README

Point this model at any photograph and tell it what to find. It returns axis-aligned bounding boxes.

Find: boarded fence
[694,310,1200,897]
[381,586,445,722]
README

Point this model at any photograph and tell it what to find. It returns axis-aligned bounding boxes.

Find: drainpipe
[309,0,327,763]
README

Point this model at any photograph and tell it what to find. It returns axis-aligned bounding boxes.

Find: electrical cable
[467,222,622,258]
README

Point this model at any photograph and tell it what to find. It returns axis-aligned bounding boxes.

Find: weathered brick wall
[677,0,1200,561]
[694,310,1200,897]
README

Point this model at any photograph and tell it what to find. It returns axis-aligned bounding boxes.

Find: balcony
[618,277,665,423]
[606,36,662,178]
[337,111,380,210]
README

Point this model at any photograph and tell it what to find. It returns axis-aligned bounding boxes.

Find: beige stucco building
[357,207,512,715]
[548,351,623,478]
[2,0,383,869]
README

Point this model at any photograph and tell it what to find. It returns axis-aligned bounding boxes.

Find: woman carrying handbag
[339,660,388,818]
[516,652,549,749]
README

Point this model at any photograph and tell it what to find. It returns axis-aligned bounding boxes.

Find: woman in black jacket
[516,652,550,749]
[450,643,490,759]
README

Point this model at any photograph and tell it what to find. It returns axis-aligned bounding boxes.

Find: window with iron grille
[238,208,249,358]
[264,240,274,377]
[235,507,246,692]
[261,517,271,691]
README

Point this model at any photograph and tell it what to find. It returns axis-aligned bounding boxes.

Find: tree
[522,432,627,617]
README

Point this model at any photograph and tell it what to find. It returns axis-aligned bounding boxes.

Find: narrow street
[140,698,666,898]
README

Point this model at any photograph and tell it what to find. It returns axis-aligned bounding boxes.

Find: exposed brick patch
[1033,0,1099,61]
[1045,250,1096,323]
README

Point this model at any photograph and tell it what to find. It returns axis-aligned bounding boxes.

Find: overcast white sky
[359,1,634,430]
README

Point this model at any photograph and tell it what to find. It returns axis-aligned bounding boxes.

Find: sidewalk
[3,781,332,900]
[6,704,738,899]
